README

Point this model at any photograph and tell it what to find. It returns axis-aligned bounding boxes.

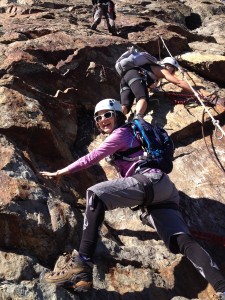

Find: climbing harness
[157,34,225,140]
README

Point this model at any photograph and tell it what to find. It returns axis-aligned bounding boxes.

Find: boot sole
[65,280,93,292]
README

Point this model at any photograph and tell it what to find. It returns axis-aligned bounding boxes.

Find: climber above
[91,0,117,35]
[119,55,200,118]
[40,99,225,300]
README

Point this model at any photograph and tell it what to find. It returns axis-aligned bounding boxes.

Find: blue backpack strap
[133,119,152,153]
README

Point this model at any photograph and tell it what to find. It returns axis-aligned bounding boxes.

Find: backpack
[115,47,158,77]
[113,118,174,174]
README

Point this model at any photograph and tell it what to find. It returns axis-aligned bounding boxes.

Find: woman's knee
[171,233,195,254]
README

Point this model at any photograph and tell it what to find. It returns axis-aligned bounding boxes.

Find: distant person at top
[91,0,116,35]
[120,57,198,118]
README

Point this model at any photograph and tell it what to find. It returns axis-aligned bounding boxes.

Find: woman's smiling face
[95,110,115,134]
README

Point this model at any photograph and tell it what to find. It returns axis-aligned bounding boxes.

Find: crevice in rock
[166,24,216,43]
[118,21,156,39]
[185,13,202,30]
[171,110,225,143]
[96,255,143,269]
[0,126,64,158]
[39,2,72,10]
[25,49,74,66]
[18,29,53,39]
[73,107,96,150]
[40,13,56,19]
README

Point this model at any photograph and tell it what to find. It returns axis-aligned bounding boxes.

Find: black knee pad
[172,233,196,255]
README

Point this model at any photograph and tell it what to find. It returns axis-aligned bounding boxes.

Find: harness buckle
[140,211,149,225]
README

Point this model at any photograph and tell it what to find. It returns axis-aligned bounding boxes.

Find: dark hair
[115,111,127,127]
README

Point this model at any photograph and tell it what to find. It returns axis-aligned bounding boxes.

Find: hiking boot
[42,250,93,292]
[53,251,75,272]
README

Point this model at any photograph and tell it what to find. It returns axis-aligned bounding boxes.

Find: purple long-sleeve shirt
[67,126,146,177]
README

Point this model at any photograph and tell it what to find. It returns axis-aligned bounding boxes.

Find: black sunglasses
[94,111,114,123]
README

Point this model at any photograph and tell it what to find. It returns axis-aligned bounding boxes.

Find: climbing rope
[157,34,225,140]
[201,108,225,174]
[160,89,199,106]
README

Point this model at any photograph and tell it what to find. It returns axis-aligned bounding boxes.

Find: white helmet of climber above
[94,99,123,115]
[160,57,179,70]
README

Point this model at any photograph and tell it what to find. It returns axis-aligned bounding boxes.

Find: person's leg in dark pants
[91,6,102,30]
[122,69,149,117]
[174,234,225,293]
[43,194,105,291]
[79,194,106,259]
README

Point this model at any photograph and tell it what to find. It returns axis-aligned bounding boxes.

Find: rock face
[0,0,225,299]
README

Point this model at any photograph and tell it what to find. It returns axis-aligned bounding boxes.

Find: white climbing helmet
[160,57,179,70]
[94,99,123,115]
